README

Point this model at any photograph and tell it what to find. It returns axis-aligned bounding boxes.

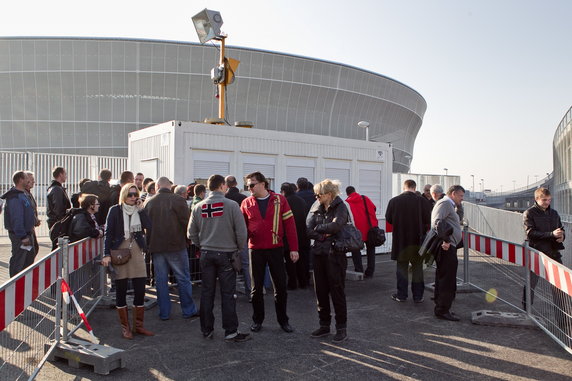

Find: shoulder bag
[333,205,364,253]
[362,196,386,247]
[110,237,133,266]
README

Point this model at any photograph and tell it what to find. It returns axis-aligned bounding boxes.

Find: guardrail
[462,227,572,354]
[0,237,104,380]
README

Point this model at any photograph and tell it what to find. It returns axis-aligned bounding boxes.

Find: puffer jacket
[523,202,565,260]
[306,196,349,255]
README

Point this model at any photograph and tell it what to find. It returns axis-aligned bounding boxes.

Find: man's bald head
[156,177,171,189]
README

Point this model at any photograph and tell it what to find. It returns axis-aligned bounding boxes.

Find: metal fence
[0,237,105,380]
[0,151,127,237]
[461,227,572,354]
[463,201,572,269]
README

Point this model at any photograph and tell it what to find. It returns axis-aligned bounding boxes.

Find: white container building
[128,121,392,220]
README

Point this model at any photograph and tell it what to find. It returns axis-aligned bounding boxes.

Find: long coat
[385,191,430,261]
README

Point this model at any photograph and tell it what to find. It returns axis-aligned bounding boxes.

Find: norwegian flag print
[202,202,224,218]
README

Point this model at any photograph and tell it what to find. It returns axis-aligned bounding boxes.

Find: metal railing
[461,227,572,354]
[0,150,127,237]
[0,237,105,380]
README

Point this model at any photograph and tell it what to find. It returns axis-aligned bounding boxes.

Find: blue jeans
[200,250,238,335]
[153,249,198,320]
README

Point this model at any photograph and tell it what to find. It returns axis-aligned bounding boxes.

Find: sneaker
[391,294,406,302]
[203,331,214,339]
[414,297,425,304]
[225,332,252,342]
[311,326,331,338]
[332,329,347,343]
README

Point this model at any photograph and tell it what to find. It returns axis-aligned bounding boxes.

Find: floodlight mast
[192,9,237,124]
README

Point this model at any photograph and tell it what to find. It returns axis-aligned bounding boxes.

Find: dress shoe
[435,312,460,321]
[280,323,294,333]
[250,323,262,332]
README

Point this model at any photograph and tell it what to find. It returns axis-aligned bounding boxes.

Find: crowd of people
[1,166,566,343]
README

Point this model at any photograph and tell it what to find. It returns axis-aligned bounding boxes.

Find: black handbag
[333,207,364,253]
[362,196,386,247]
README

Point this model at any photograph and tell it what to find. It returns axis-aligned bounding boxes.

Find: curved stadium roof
[0,37,426,172]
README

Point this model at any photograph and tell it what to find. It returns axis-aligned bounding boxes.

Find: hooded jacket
[1,187,35,239]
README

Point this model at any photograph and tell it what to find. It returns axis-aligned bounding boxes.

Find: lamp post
[358,121,370,141]
[481,178,484,193]
[471,174,475,193]
[192,9,240,123]
[443,168,448,176]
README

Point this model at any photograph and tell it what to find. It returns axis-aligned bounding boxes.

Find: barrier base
[425,281,480,294]
[46,338,125,375]
[471,310,539,329]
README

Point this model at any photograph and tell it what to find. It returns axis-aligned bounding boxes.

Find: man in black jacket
[46,166,71,230]
[522,187,565,308]
[281,183,310,289]
[385,179,430,303]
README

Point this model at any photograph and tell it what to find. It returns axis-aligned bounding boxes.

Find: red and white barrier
[61,278,99,343]
[0,251,61,332]
[0,237,103,333]
[465,231,572,297]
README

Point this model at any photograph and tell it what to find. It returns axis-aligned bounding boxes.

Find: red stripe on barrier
[552,264,562,290]
[508,243,515,263]
[475,236,481,252]
[82,241,88,264]
[74,245,79,271]
[44,257,52,290]
[496,240,503,259]
[564,271,572,297]
[14,277,25,317]
[0,289,5,331]
[32,266,39,301]
[485,237,491,255]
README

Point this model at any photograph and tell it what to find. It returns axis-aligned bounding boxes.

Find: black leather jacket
[523,202,565,260]
[70,210,102,243]
[306,196,349,255]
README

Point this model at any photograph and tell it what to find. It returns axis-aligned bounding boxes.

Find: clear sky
[2,0,571,192]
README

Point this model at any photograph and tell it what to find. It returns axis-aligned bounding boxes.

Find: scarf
[122,204,142,240]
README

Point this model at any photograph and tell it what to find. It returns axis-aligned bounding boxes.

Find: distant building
[553,106,572,217]
[0,37,426,173]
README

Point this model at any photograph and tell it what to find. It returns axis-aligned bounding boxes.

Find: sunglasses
[315,194,322,199]
[127,192,138,198]
[248,183,258,189]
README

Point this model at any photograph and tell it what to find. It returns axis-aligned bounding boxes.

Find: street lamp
[471,174,475,193]
[481,178,484,192]
[357,121,370,141]
[443,168,448,176]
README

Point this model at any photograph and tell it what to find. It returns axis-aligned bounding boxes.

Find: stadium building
[0,37,426,173]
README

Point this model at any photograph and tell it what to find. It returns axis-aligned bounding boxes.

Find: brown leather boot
[133,306,155,336]
[117,306,133,339]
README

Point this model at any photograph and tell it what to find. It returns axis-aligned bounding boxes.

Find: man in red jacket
[345,186,379,278]
[241,172,299,333]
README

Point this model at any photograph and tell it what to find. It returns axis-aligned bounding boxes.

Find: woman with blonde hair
[306,179,350,342]
[103,183,154,339]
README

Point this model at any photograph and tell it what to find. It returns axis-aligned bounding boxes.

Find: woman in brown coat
[103,183,154,339]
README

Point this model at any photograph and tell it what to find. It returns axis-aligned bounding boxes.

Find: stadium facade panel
[553,105,572,216]
[0,37,426,172]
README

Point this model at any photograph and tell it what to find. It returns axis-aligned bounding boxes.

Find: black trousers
[434,246,458,315]
[200,250,238,336]
[313,251,347,329]
[115,277,146,307]
[351,241,376,276]
[284,247,309,289]
[250,247,289,325]
[396,250,424,301]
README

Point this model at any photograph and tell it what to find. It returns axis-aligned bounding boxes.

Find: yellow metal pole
[218,36,226,120]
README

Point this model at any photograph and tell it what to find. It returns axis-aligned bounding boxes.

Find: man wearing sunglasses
[241,172,299,333]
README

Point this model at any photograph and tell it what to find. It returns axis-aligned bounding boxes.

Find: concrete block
[46,338,125,375]
[471,310,539,329]
[346,270,364,281]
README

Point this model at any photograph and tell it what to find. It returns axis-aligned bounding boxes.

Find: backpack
[49,208,83,244]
